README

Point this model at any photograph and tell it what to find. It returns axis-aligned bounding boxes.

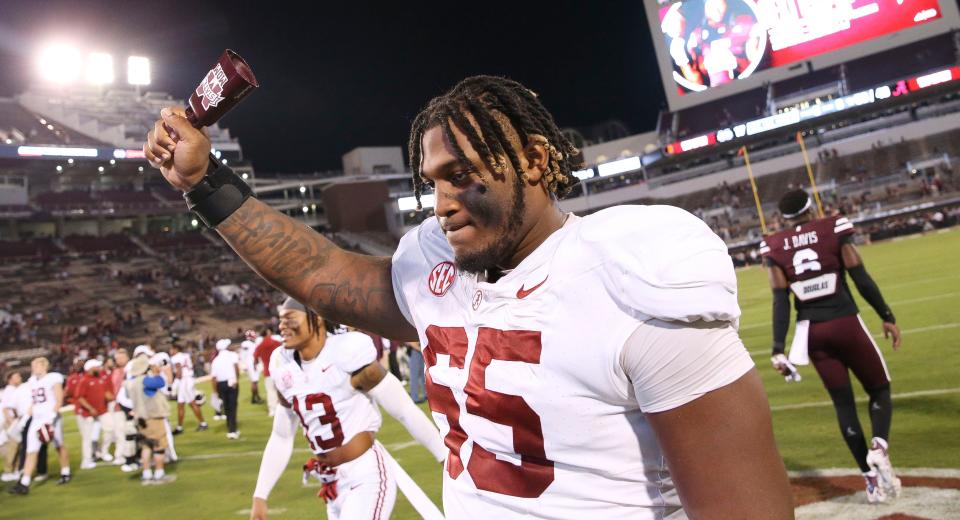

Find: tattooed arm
[145,107,416,341]
[218,198,414,339]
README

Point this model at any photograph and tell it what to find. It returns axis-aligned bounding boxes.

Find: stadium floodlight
[398,194,435,211]
[37,43,82,84]
[85,52,114,85]
[127,56,151,86]
[597,156,642,177]
[572,168,595,181]
[17,146,97,158]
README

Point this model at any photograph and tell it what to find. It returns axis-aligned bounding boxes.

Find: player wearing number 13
[251,298,445,520]
[760,189,903,503]
[146,75,792,519]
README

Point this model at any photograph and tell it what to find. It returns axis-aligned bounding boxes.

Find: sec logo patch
[428,261,457,297]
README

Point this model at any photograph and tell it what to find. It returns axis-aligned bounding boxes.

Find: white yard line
[748,321,960,356]
[788,467,960,478]
[176,440,420,462]
[771,387,960,412]
[740,291,959,332]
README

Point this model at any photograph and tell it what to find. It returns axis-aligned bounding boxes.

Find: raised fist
[143,107,212,191]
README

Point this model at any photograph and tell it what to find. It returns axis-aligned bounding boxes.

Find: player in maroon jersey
[760,189,903,504]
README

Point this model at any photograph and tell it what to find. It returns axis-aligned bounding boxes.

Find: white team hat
[216,339,232,351]
[83,359,102,372]
[133,345,155,358]
[148,353,167,366]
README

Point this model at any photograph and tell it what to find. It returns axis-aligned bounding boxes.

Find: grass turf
[5,228,958,518]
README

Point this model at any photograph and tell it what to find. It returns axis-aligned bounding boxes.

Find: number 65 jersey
[392,205,750,519]
[269,332,382,455]
[760,214,860,322]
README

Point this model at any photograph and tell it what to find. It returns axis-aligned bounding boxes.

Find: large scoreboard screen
[647,0,960,110]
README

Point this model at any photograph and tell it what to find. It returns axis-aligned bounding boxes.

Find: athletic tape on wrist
[184,155,253,228]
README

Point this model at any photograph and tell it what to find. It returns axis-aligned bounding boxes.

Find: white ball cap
[216,339,232,351]
[83,359,102,372]
[133,345,155,358]
[148,353,166,366]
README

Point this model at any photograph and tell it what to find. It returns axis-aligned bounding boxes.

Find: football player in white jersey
[149,75,792,518]
[170,343,208,434]
[243,330,265,405]
[251,298,445,520]
[8,357,71,495]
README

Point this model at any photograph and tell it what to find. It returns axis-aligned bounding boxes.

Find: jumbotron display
[658,0,943,95]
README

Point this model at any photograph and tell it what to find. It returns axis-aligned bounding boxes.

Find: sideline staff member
[210,339,241,439]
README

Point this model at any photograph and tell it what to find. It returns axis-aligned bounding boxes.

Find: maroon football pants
[808,314,890,391]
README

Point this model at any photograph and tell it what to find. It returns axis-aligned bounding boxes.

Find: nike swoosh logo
[516,276,548,299]
[321,365,332,372]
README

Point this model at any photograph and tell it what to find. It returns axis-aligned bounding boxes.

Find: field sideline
[4,229,958,519]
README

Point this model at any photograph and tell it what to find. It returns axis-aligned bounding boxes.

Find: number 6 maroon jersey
[391,205,748,519]
[759,215,860,322]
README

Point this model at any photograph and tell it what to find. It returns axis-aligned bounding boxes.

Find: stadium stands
[17,87,237,151]
[0,99,105,146]
[63,234,139,254]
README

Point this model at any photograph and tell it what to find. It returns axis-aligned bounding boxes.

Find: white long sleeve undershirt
[253,405,298,500]
[367,372,446,462]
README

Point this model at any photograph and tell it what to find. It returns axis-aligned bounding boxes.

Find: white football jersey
[171,352,195,378]
[391,205,745,519]
[26,372,64,422]
[269,332,382,455]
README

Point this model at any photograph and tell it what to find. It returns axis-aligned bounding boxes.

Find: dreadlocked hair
[305,308,341,337]
[408,75,583,210]
[305,308,323,339]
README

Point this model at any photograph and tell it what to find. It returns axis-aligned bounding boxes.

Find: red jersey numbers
[292,392,344,452]
[423,326,468,478]
[428,261,457,297]
[424,325,555,498]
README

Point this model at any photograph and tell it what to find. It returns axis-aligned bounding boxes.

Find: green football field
[5,229,959,519]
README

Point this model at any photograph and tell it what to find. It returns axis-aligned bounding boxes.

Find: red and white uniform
[171,352,197,404]
[391,205,752,519]
[25,372,65,453]
[242,340,260,382]
[269,332,396,520]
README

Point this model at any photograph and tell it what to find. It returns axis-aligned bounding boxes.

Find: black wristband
[772,341,786,356]
[184,155,253,228]
[879,308,896,324]
[772,341,787,356]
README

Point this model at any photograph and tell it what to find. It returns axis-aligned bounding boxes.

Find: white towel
[789,320,811,365]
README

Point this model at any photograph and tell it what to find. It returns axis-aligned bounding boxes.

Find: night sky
[0,1,662,173]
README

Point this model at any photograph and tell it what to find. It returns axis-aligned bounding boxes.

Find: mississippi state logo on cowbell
[428,261,457,297]
[196,64,228,110]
